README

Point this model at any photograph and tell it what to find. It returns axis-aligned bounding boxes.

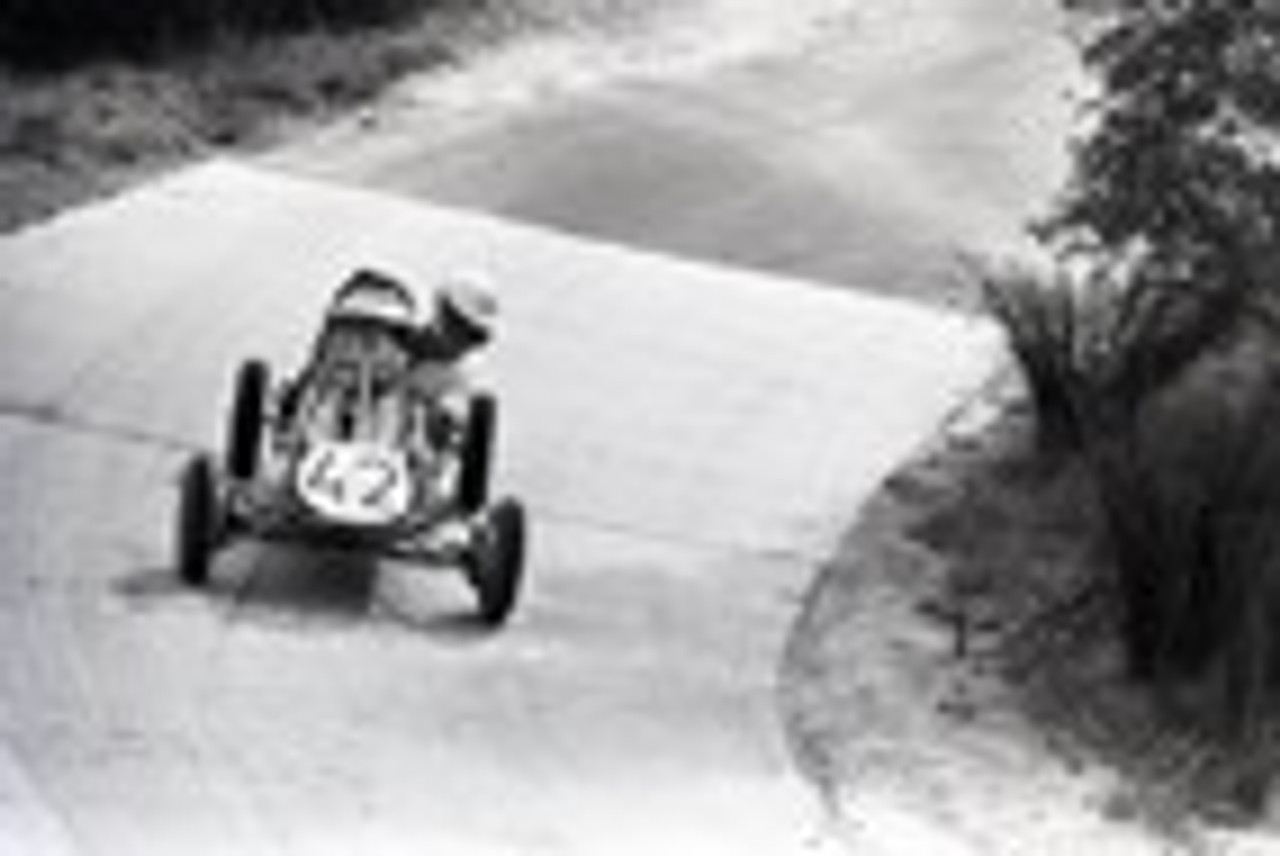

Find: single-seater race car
[173,271,528,626]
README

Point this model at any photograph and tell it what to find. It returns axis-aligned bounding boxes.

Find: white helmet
[437,272,499,341]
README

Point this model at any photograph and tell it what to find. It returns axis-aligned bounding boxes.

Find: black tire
[177,455,220,587]
[468,498,527,626]
[457,393,497,515]
[226,359,269,480]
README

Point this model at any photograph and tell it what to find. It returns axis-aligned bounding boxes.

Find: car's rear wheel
[227,359,268,481]
[457,393,496,515]
[466,498,527,626]
[177,455,221,587]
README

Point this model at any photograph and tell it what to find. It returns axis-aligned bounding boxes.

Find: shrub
[980,251,1251,453]
[980,263,1094,453]
[1103,348,1280,733]
[985,248,1280,724]
[987,3,1280,744]
[0,0,453,69]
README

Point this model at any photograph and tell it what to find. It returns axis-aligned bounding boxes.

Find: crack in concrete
[0,400,195,455]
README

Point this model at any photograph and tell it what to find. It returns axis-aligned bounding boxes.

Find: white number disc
[296,442,412,526]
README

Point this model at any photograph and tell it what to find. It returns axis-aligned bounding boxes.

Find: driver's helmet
[436,272,499,346]
[329,268,418,330]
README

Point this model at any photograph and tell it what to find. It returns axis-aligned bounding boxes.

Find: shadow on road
[114,545,497,644]
[113,566,194,603]
[372,561,500,645]
[233,545,380,624]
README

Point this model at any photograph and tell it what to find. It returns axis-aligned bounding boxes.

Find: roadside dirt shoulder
[779,378,1280,855]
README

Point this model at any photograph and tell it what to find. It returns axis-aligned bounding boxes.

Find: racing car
[173,271,528,626]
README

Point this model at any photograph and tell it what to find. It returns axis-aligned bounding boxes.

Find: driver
[406,272,499,450]
[283,268,498,450]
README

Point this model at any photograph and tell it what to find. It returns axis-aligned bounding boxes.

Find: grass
[0,0,686,231]
[0,9,466,230]
[0,0,458,70]
[978,262,1098,452]
[979,255,1254,451]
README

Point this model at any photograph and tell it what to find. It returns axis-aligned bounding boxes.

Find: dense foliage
[0,0,453,68]
[1045,0,1280,410]
[986,0,1280,757]
[1056,1,1280,249]
[1049,0,1280,742]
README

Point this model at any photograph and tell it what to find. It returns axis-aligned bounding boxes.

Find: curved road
[0,1,1074,854]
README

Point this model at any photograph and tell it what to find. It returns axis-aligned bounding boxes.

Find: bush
[985,249,1280,730]
[0,0,453,69]
[980,263,1094,453]
[1098,348,1280,735]
[986,2,1280,756]
[980,254,1250,453]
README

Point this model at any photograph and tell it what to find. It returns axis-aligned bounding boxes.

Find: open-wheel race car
[173,270,528,626]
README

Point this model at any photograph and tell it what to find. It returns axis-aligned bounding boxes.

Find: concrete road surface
[0,162,998,854]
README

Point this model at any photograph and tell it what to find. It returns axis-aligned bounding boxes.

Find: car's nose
[294,440,414,527]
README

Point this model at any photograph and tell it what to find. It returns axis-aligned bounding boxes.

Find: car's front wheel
[226,359,269,481]
[457,393,496,516]
[466,498,527,626]
[176,455,221,587]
